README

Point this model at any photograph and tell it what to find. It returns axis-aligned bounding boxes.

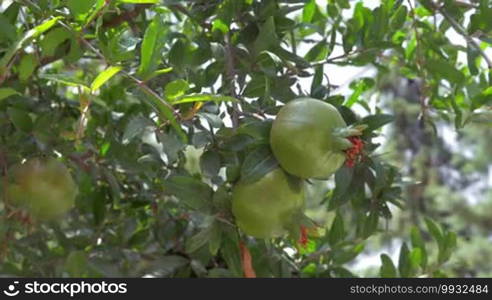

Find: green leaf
[122,115,154,144]
[426,59,465,84]
[118,0,159,3]
[328,212,345,246]
[257,51,283,76]
[7,107,33,132]
[40,27,72,57]
[345,78,375,107]
[305,41,330,62]
[165,79,189,100]
[329,166,354,209]
[66,0,97,22]
[138,14,166,78]
[424,217,443,245]
[390,5,407,30]
[398,242,411,277]
[467,46,480,76]
[18,54,37,81]
[212,19,229,34]
[254,16,278,54]
[361,114,394,131]
[220,230,242,277]
[208,223,222,256]
[163,176,213,210]
[90,66,122,92]
[410,226,427,268]
[0,88,20,101]
[330,267,355,278]
[409,247,422,270]
[302,0,316,23]
[137,86,187,143]
[64,251,89,277]
[438,231,457,264]
[150,256,188,276]
[332,243,365,264]
[0,14,18,42]
[362,210,379,239]
[0,17,62,72]
[274,46,311,68]
[240,145,279,184]
[171,94,237,104]
[84,0,108,27]
[380,254,397,278]
[200,151,221,178]
[186,226,213,253]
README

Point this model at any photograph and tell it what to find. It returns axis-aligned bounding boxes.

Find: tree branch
[310,47,378,67]
[225,32,240,128]
[431,1,492,69]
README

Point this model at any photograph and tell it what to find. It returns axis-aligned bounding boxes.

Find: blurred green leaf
[91,66,122,92]
[7,107,33,132]
[328,212,345,246]
[0,88,20,101]
[163,176,213,210]
[398,242,411,277]
[0,17,62,71]
[380,254,397,278]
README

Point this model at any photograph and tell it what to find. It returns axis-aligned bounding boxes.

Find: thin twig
[225,32,240,128]
[407,0,429,120]
[310,48,378,67]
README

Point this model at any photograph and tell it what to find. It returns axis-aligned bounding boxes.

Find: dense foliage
[0,0,491,277]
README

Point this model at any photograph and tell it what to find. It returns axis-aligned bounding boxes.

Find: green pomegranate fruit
[6,158,77,220]
[232,168,305,238]
[270,97,364,179]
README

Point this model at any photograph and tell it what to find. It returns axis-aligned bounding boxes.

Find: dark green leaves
[254,17,278,54]
[163,176,213,210]
[122,115,154,145]
[0,17,62,72]
[398,242,412,277]
[410,226,427,269]
[305,41,330,62]
[136,85,187,142]
[379,222,458,278]
[118,0,159,3]
[0,88,20,101]
[328,212,345,246]
[200,151,221,178]
[390,5,407,31]
[380,254,397,278]
[424,218,457,264]
[426,59,465,84]
[240,146,278,184]
[7,107,33,132]
[360,114,394,132]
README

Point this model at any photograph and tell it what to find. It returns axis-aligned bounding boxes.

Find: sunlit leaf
[91,66,122,92]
